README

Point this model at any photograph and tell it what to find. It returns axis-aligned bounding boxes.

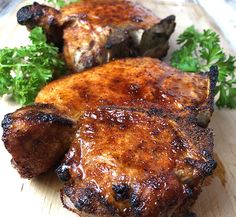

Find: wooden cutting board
[0,1,236,217]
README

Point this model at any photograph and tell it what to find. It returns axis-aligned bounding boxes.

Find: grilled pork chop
[2,58,217,216]
[16,0,175,72]
[59,106,215,217]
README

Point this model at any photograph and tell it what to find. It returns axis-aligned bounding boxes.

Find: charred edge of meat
[69,187,116,215]
[33,103,57,110]
[185,156,217,177]
[147,107,164,117]
[202,149,213,159]
[171,134,188,151]
[182,124,216,177]
[61,189,75,211]
[24,111,74,126]
[159,15,176,36]
[207,65,219,111]
[74,188,95,211]
[63,184,119,216]
[208,65,219,93]
[1,113,13,131]
[25,103,64,113]
[201,65,218,111]
[17,2,44,25]
[193,66,218,128]
[56,164,71,182]
[99,196,117,216]
[1,104,76,178]
[183,185,193,199]
[139,15,176,58]
[17,2,63,50]
[112,183,130,201]
[1,104,75,138]
[1,113,15,142]
[130,192,143,216]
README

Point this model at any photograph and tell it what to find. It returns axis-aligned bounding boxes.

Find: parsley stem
[0,64,29,68]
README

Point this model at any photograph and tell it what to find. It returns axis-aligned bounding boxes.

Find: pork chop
[1,58,218,216]
[58,106,216,217]
[16,0,175,71]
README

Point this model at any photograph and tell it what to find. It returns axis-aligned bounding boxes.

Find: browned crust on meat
[1,58,217,216]
[16,1,175,71]
[60,0,160,28]
[17,2,63,49]
[36,57,216,127]
[1,104,75,178]
[57,106,216,217]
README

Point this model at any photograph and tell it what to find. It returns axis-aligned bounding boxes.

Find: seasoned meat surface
[2,104,75,178]
[1,58,217,216]
[59,107,215,217]
[36,58,216,126]
[16,0,175,71]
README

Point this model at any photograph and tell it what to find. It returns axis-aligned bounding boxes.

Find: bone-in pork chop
[16,0,175,71]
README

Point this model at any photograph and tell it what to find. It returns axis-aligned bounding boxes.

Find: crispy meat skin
[16,0,175,71]
[1,58,217,216]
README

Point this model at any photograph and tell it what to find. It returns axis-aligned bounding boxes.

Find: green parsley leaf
[170,26,236,108]
[0,27,66,105]
[47,0,79,7]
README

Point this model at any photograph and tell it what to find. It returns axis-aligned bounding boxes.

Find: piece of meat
[1,58,218,216]
[1,104,75,178]
[16,0,176,71]
[58,106,215,217]
[36,58,216,127]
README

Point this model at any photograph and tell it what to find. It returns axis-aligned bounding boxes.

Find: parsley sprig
[47,0,79,7]
[0,27,66,105]
[171,26,236,108]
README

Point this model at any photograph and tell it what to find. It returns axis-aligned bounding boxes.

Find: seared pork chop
[16,0,175,71]
[58,106,215,217]
[1,58,217,216]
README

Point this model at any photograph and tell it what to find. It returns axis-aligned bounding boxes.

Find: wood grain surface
[0,1,236,217]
